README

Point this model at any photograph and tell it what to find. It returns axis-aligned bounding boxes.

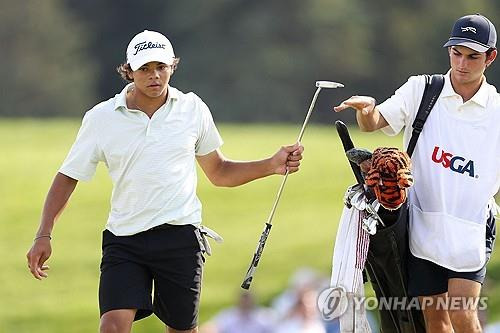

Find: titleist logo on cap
[133,41,166,55]
[461,26,477,33]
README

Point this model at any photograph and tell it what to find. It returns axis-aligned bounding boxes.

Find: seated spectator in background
[274,286,326,333]
[272,267,325,318]
[200,291,275,333]
[272,267,339,332]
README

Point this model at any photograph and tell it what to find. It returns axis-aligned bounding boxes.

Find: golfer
[26,30,304,333]
[334,14,498,333]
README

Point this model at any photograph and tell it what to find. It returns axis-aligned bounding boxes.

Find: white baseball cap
[126,30,175,71]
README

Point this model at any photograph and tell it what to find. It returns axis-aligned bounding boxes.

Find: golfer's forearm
[356,107,388,132]
[211,159,274,187]
[36,173,78,235]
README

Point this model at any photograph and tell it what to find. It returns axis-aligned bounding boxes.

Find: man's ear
[486,49,497,67]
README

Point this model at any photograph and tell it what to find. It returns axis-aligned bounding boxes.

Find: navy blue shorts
[408,212,496,297]
[99,224,204,330]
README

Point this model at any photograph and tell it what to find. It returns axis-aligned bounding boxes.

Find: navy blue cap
[443,14,497,52]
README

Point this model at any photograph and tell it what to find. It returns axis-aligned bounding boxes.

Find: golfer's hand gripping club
[241,81,344,290]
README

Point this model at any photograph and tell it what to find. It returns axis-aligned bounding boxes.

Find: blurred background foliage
[2,0,499,123]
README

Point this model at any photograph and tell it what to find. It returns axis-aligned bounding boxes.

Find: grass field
[1,119,499,332]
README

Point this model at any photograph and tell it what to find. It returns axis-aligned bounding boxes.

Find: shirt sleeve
[59,111,104,181]
[378,75,426,136]
[195,97,224,156]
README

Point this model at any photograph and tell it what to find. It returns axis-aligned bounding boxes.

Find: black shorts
[99,224,204,330]
[408,212,496,297]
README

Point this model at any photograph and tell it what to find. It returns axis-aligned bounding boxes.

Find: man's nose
[150,69,160,78]
[458,56,468,68]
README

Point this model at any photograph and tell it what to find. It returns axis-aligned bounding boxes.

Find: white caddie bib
[409,102,499,271]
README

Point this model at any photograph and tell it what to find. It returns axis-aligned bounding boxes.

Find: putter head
[316,81,344,89]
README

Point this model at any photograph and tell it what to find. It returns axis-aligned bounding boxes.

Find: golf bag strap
[406,74,445,157]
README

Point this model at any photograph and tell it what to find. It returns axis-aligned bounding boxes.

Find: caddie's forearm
[213,159,274,187]
[356,106,387,132]
[36,172,78,235]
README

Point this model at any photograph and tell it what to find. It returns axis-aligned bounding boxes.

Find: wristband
[34,234,52,241]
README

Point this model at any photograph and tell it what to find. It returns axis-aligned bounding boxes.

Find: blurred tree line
[2,0,499,123]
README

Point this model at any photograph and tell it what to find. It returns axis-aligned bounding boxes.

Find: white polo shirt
[378,72,500,271]
[59,84,223,236]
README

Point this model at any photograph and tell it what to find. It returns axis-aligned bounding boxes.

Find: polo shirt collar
[114,83,179,111]
[114,83,132,110]
[441,70,489,108]
[470,78,489,108]
[440,71,457,98]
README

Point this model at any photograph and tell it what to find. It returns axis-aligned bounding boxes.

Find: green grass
[1,119,498,332]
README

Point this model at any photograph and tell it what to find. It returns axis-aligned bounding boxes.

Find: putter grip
[241,223,273,289]
[335,120,364,185]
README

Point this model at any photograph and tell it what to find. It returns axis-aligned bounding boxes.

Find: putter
[241,80,344,290]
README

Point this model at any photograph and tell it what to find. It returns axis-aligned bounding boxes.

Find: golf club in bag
[241,80,344,290]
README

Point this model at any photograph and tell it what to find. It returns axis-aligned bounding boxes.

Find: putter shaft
[242,82,343,289]
[266,87,322,224]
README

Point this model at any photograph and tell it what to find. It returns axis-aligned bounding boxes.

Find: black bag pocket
[365,202,426,333]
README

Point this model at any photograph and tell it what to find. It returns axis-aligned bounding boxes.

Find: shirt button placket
[146,119,152,137]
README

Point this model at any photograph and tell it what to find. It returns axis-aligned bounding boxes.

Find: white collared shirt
[379,71,496,146]
[378,72,500,270]
[59,84,223,235]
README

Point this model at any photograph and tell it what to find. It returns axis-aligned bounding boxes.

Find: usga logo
[431,146,476,178]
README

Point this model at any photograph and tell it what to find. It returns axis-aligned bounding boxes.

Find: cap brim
[443,38,490,53]
[129,53,174,71]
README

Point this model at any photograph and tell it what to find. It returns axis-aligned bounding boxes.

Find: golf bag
[364,74,444,333]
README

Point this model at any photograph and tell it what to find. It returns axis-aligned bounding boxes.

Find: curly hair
[116,58,180,82]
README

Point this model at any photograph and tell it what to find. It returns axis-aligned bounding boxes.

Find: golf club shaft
[297,87,322,142]
[266,86,322,225]
[241,87,322,290]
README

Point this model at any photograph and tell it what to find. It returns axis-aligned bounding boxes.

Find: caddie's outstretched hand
[271,142,304,175]
[27,239,52,280]
[334,96,376,115]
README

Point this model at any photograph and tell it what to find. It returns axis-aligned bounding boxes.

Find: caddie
[334,14,499,333]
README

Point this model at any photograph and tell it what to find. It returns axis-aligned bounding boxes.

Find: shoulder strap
[406,74,445,157]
